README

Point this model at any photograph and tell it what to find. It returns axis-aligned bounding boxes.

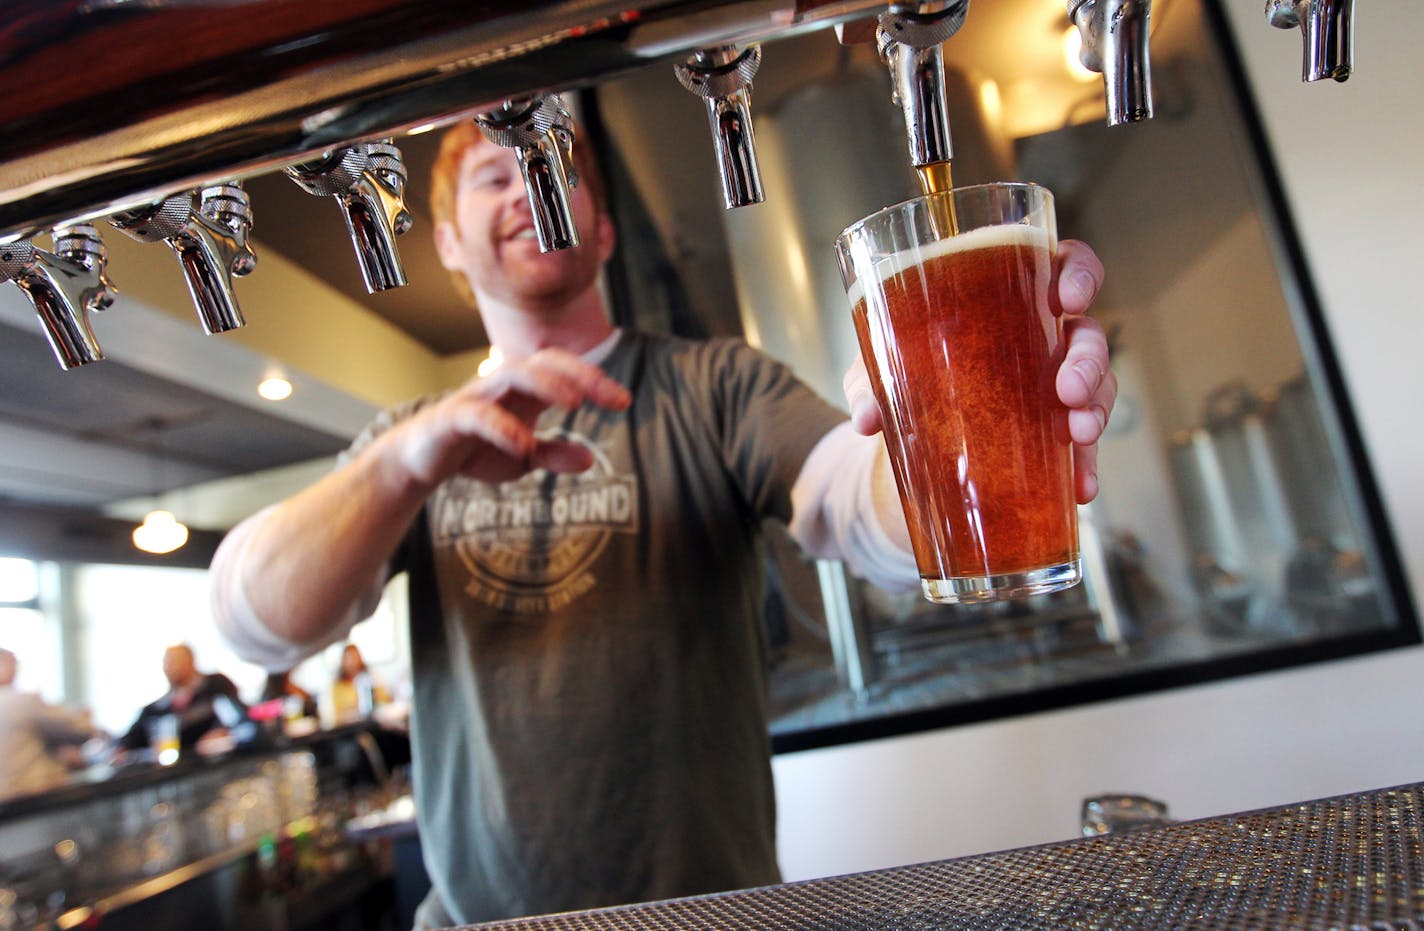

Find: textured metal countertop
[460,782,1424,930]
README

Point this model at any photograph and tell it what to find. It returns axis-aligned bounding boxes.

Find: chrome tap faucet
[674,45,765,209]
[877,1,969,169]
[1267,0,1354,83]
[475,96,581,252]
[1068,0,1154,125]
[110,183,257,334]
[0,224,116,369]
[286,141,414,292]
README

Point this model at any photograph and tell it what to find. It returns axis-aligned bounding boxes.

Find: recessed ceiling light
[258,376,293,401]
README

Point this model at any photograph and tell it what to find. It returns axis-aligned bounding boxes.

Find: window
[0,557,38,605]
[72,563,264,736]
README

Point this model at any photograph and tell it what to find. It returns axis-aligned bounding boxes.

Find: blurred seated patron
[328,643,390,726]
[0,648,102,800]
[258,668,319,719]
[118,643,246,752]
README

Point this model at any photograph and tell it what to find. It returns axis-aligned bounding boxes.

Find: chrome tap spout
[110,184,257,334]
[877,1,969,168]
[1068,0,1154,125]
[287,142,413,292]
[675,46,765,209]
[1267,0,1354,83]
[0,225,115,369]
[475,97,581,252]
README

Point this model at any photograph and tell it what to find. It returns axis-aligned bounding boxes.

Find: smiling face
[434,135,615,317]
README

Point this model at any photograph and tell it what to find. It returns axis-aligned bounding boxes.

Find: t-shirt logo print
[433,428,638,614]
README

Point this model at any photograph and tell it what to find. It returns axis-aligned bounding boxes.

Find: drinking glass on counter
[835,182,1080,603]
[148,714,180,766]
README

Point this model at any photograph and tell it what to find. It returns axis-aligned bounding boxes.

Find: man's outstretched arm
[210,349,632,665]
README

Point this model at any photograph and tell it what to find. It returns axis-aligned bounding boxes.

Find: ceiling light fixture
[133,509,189,555]
[258,375,293,401]
[132,418,190,555]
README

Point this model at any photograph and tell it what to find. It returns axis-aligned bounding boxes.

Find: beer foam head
[844,223,1051,307]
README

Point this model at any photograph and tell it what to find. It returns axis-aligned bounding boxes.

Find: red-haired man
[212,122,1114,927]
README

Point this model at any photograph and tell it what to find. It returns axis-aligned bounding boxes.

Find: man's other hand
[391,348,633,490]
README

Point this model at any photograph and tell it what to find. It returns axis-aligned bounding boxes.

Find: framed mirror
[587,0,1420,751]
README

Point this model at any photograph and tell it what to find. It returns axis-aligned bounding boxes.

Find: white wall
[772,4,1424,882]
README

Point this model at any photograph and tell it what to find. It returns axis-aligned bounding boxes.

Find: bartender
[210,122,1116,927]
[118,643,245,753]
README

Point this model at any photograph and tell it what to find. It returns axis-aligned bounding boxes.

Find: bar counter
[0,722,408,930]
[0,720,380,821]
[462,781,1424,930]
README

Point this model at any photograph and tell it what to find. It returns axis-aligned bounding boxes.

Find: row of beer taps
[0,0,1354,373]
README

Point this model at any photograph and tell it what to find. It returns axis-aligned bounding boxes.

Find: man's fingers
[476,349,631,415]
[530,439,597,474]
[1054,239,1105,318]
[1057,316,1115,412]
[1073,442,1100,505]
[401,394,531,481]
[1067,406,1110,446]
[841,357,883,435]
[442,398,536,461]
[402,348,630,486]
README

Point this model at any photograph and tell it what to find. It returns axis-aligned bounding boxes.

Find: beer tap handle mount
[286,141,414,292]
[876,1,969,169]
[475,97,582,253]
[878,0,970,47]
[1266,0,1354,83]
[1068,0,1153,125]
[0,224,116,369]
[674,45,766,209]
[109,184,256,334]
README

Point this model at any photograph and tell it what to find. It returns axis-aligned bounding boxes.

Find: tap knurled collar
[674,46,761,98]
[109,193,194,243]
[52,224,108,260]
[286,146,369,196]
[878,0,969,48]
[0,239,36,283]
[475,97,562,149]
[199,184,254,228]
[362,144,409,184]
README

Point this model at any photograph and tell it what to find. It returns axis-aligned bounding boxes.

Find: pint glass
[835,183,1080,603]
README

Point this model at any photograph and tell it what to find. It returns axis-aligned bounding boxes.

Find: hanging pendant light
[133,509,189,554]
[132,417,190,555]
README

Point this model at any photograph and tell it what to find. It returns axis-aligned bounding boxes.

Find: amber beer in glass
[835,183,1080,603]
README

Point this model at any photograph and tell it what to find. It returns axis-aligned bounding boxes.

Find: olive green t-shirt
[367,331,846,924]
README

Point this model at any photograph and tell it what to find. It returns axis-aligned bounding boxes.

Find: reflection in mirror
[593,0,1415,750]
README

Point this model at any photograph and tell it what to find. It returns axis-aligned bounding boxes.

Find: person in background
[0,647,101,800]
[211,121,1116,927]
[327,643,390,725]
[258,668,319,720]
[118,643,246,753]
